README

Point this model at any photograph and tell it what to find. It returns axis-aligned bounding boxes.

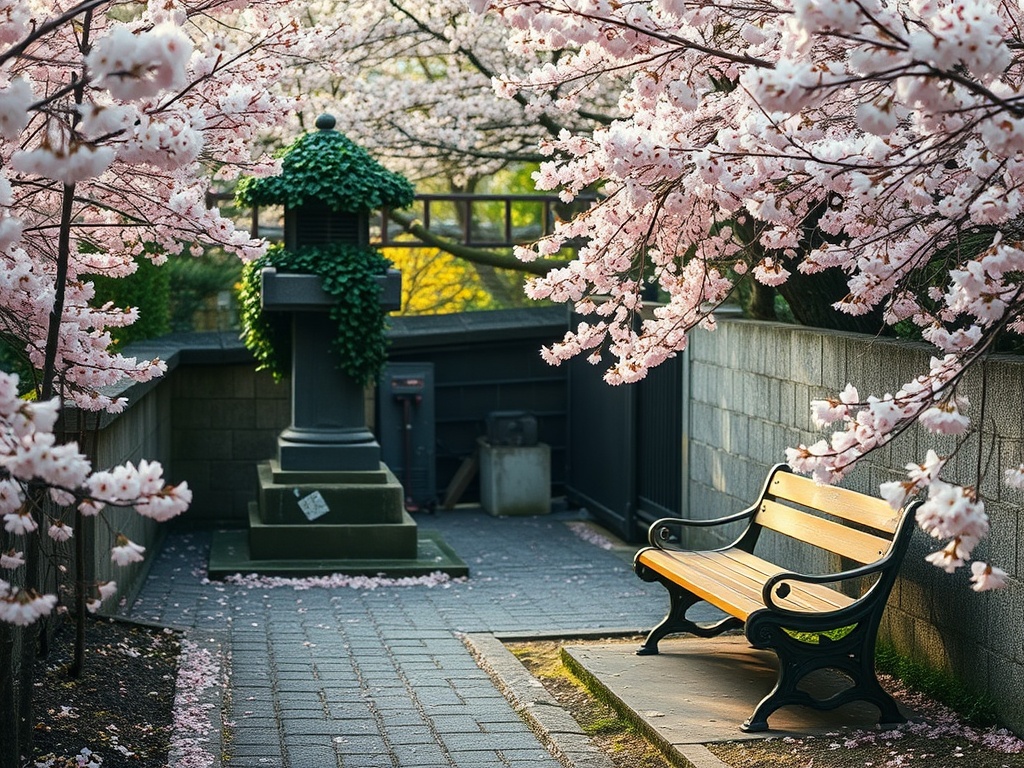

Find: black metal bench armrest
[648,505,758,549]
[760,555,897,616]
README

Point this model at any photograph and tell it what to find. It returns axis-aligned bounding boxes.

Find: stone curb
[465,630,735,768]
[677,744,732,768]
[463,632,618,768]
[560,644,732,768]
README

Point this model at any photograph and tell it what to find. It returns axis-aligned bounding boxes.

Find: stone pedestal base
[247,502,418,560]
[277,434,382,472]
[250,459,416,560]
[478,439,551,517]
[257,461,405,525]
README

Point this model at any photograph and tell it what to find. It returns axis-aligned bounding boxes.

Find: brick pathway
[127,510,688,767]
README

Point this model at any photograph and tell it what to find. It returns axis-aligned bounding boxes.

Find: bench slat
[756,500,893,564]
[637,549,761,619]
[683,552,845,614]
[768,471,901,534]
[716,550,855,611]
[636,548,856,621]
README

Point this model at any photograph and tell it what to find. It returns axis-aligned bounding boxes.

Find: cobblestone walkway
[126,509,678,767]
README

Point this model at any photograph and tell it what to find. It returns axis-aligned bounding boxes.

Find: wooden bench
[633,463,919,732]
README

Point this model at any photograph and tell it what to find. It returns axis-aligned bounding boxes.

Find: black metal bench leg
[741,654,803,732]
[638,588,698,655]
[637,587,743,655]
[847,642,905,726]
[743,619,905,732]
[863,673,906,726]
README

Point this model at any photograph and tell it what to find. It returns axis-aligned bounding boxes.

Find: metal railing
[207,191,597,249]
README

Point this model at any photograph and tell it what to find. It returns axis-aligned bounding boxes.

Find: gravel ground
[30,617,180,768]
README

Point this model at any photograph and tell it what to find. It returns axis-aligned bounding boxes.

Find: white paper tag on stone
[297,491,330,521]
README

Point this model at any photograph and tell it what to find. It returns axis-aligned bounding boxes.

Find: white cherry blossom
[110,535,146,566]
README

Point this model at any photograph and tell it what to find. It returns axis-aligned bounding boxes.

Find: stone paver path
[126,510,686,767]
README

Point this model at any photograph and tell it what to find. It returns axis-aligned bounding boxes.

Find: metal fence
[564,310,686,542]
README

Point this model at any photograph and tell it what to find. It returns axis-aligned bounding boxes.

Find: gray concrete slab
[563,635,912,745]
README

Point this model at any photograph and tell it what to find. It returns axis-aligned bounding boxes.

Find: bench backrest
[752,467,906,566]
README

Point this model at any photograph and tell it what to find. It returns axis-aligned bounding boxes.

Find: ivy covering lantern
[237,114,415,386]
[208,115,454,573]
[236,114,414,474]
[235,113,415,251]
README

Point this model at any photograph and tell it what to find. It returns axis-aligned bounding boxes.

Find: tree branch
[387,209,569,276]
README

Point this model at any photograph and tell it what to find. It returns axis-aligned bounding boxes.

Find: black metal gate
[565,314,685,542]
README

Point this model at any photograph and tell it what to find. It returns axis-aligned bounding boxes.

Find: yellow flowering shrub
[383,245,525,315]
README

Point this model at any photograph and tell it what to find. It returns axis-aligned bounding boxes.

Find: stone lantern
[209,116,465,576]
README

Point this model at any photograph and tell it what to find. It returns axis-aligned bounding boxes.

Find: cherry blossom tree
[240,0,618,297]
[265,0,626,290]
[0,0,325,760]
[292,0,621,188]
[0,0,309,619]
[473,0,1024,589]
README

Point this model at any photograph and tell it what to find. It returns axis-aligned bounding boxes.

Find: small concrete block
[478,439,551,517]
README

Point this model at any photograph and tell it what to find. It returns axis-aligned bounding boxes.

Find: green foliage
[477,163,541,195]
[238,243,392,385]
[782,624,857,645]
[235,128,415,214]
[238,255,287,379]
[887,226,1024,353]
[581,716,628,736]
[163,254,242,332]
[382,245,499,315]
[0,335,36,394]
[876,642,999,726]
[90,256,171,347]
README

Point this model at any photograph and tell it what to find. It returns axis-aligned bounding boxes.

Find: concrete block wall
[89,382,171,606]
[170,363,290,525]
[687,316,1024,732]
[51,334,287,610]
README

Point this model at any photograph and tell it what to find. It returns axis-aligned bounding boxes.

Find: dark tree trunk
[745,282,777,321]
[775,264,887,335]
[0,622,21,768]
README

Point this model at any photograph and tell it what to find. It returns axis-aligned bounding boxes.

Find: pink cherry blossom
[0,0,319,628]
[11,143,116,186]
[86,24,194,101]
[924,541,966,574]
[1005,465,1024,490]
[48,522,74,542]
[0,78,33,140]
[474,0,1024,585]
[3,511,37,536]
[0,480,23,514]
[915,482,988,548]
[97,580,117,600]
[919,396,971,435]
[0,588,58,626]
[134,481,192,522]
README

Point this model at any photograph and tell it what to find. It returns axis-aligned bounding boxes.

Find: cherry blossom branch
[0,0,110,67]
